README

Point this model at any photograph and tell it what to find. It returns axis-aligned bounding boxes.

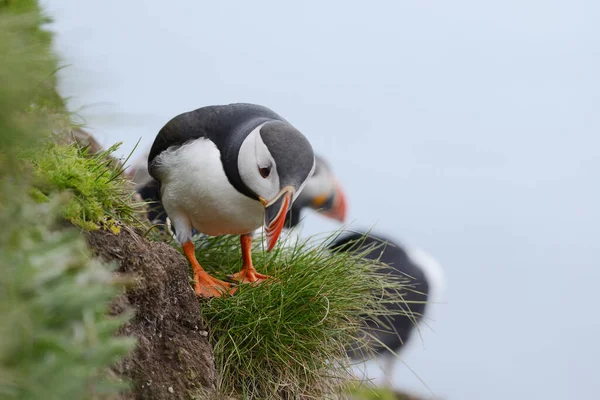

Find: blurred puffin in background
[285,155,347,228]
[145,103,315,297]
[328,231,444,386]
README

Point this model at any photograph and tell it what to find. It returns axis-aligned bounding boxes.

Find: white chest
[154,138,264,236]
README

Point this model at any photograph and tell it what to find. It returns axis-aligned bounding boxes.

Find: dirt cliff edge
[86,228,216,400]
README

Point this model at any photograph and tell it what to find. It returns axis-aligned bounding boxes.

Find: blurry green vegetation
[0,0,65,154]
[195,233,408,399]
[0,1,135,398]
[0,195,135,399]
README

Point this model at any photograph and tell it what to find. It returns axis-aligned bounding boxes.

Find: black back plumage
[148,103,286,200]
[328,232,430,358]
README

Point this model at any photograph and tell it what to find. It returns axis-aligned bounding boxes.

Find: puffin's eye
[259,166,271,178]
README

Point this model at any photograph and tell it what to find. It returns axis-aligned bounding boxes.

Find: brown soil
[86,227,217,400]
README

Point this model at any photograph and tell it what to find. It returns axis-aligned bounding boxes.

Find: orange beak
[263,188,294,252]
[321,182,347,223]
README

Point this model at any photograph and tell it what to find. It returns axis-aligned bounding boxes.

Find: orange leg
[183,241,237,298]
[227,234,271,284]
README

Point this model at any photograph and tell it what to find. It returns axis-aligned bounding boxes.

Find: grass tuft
[29,141,146,231]
[193,232,411,399]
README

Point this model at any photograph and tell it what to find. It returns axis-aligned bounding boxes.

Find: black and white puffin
[328,231,444,385]
[147,103,315,298]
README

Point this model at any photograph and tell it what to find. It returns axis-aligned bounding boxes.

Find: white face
[237,124,281,202]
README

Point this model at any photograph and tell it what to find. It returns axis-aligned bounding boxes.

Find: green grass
[192,233,411,399]
[29,141,145,232]
[0,1,135,398]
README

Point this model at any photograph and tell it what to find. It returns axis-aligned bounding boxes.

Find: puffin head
[286,155,347,228]
[237,120,315,251]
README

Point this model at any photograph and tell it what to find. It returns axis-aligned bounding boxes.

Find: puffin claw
[217,279,239,288]
[193,274,238,298]
[227,269,272,284]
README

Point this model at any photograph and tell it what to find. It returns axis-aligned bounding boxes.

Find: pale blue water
[42,1,600,398]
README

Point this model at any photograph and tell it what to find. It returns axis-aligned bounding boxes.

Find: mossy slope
[0,1,136,398]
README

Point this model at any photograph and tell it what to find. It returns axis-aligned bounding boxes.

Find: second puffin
[148,103,315,297]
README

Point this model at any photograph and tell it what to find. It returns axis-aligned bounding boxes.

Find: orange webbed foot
[194,273,238,298]
[226,268,272,285]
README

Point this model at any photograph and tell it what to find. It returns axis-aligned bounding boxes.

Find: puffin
[147,103,315,298]
[328,231,444,385]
